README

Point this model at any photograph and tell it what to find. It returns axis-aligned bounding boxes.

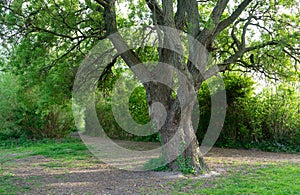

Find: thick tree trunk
[184,135,208,173]
[148,82,209,174]
[182,102,208,173]
[160,102,208,174]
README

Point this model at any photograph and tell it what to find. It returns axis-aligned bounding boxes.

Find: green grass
[0,169,35,195]
[0,138,93,194]
[1,138,299,194]
[160,163,300,194]
[0,170,17,194]
[0,138,92,163]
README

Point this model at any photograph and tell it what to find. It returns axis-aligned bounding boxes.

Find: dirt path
[4,137,300,195]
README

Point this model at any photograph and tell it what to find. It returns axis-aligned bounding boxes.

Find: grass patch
[0,170,31,195]
[161,163,300,194]
[0,137,95,194]
[0,138,92,163]
[0,171,15,194]
[202,163,300,194]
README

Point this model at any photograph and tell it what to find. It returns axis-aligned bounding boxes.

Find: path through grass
[0,138,299,194]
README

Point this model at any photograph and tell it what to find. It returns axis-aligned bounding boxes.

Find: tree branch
[174,0,186,30]
[145,0,164,25]
[162,0,175,27]
[240,16,253,48]
[100,0,152,80]
[185,0,200,37]
[39,39,84,73]
[214,0,253,36]
[30,26,94,41]
[244,40,279,52]
[231,27,241,51]
[210,0,229,28]
[218,38,299,73]
[99,54,119,84]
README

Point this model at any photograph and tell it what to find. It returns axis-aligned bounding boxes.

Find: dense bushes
[197,73,300,151]
[0,73,74,140]
[1,69,299,152]
[0,74,22,140]
[17,103,74,139]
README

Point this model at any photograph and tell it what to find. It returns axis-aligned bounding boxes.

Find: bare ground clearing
[2,137,300,195]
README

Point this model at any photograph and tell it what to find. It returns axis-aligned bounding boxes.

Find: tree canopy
[0,0,299,80]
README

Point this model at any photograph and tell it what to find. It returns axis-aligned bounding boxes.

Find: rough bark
[158,97,209,173]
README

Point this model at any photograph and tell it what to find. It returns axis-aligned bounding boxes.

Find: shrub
[197,73,300,151]
[0,73,75,140]
[20,104,74,139]
[0,74,22,140]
